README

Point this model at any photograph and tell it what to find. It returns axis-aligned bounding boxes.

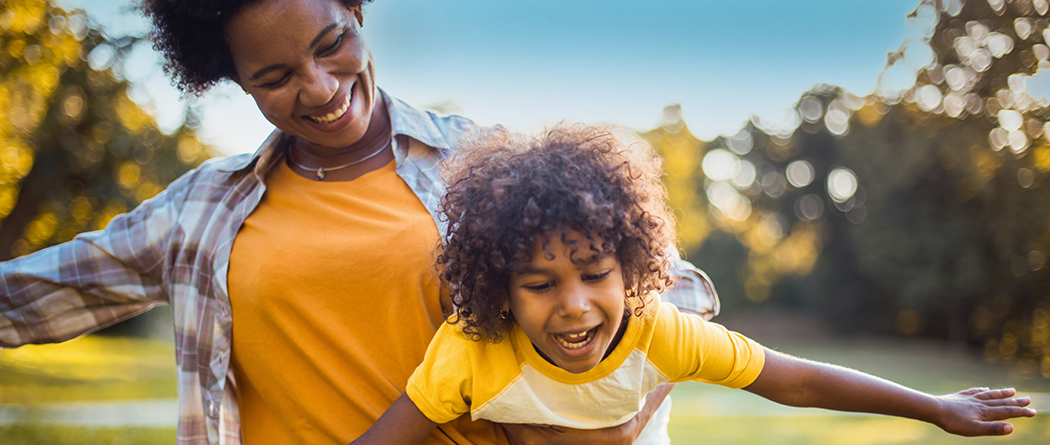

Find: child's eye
[583,271,611,282]
[523,282,553,292]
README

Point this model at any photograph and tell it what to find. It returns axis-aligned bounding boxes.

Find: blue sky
[65,0,923,155]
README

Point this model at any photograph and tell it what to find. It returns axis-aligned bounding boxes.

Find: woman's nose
[298,63,339,108]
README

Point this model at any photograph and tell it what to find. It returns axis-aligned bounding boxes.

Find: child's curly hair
[439,124,677,342]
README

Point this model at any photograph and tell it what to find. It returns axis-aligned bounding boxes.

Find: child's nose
[557,286,591,318]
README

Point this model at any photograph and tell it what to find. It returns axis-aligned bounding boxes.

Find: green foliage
[0,0,210,263]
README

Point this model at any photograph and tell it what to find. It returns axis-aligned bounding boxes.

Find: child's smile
[509,230,627,374]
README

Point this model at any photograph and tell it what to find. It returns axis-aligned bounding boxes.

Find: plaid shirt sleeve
[660,247,721,321]
[0,172,188,347]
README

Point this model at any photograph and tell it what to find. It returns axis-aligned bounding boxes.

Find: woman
[0,0,718,443]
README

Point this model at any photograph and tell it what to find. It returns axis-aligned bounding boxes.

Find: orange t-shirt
[228,159,503,444]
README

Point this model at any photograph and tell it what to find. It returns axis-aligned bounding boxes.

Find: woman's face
[226,0,375,150]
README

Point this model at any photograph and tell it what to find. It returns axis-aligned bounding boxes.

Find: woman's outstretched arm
[744,348,1036,436]
[348,393,438,445]
[501,382,674,445]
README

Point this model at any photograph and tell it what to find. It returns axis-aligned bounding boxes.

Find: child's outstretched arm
[348,393,437,445]
[744,348,1037,436]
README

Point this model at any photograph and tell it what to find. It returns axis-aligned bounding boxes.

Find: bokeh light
[785,160,815,188]
[794,194,825,221]
[726,129,753,155]
[827,168,858,203]
[730,159,757,189]
[702,148,739,182]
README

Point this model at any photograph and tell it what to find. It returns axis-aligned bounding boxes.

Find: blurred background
[2,0,1050,443]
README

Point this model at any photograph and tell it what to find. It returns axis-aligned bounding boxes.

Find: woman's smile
[303,86,353,125]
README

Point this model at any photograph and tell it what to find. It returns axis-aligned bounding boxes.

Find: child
[350,125,1036,445]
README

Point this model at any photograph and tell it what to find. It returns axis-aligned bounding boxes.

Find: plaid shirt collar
[215,89,456,181]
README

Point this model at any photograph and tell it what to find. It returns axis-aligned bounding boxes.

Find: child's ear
[621,271,638,291]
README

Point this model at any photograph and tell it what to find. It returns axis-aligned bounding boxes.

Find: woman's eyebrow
[248,21,342,82]
[308,22,341,49]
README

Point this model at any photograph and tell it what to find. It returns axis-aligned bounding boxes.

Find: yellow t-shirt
[229,160,503,444]
[408,300,764,437]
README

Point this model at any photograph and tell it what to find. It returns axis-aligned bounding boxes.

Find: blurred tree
[640,104,711,254]
[645,0,1050,378]
[854,0,1050,376]
[0,0,211,335]
[0,0,209,261]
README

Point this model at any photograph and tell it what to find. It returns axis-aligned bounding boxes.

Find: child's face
[508,229,627,374]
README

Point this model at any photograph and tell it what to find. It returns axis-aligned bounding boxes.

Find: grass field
[668,366,1050,444]
[2,326,1048,444]
[664,318,1050,445]
[0,425,176,445]
[0,336,177,404]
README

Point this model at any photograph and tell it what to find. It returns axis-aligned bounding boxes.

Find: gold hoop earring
[499,310,509,320]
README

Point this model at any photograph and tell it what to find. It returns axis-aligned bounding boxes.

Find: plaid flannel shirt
[0,93,719,444]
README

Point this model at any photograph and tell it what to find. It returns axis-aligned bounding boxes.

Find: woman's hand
[501,383,675,445]
[933,387,1035,436]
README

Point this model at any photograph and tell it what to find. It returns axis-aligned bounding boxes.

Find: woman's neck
[287,98,394,182]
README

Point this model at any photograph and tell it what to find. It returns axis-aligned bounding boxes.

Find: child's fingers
[983,396,1032,408]
[987,421,1013,436]
[984,405,1037,420]
[974,388,1016,400]
[961,420,1014,436]
[960,387,990,396]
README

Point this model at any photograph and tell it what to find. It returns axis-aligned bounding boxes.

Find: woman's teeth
[307,92,352,124]
[553,327,597,349]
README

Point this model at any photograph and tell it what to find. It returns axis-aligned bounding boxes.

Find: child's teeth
[554,328,594,349]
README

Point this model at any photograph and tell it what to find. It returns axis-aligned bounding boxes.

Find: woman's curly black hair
[140,0,372,96]
[439,124,678,343]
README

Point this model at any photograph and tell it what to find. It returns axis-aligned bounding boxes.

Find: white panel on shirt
[470,349,670,431]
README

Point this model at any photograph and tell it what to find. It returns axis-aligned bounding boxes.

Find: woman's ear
[352,5,364,26]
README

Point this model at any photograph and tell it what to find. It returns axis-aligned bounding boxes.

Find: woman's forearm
[501,383,675,445]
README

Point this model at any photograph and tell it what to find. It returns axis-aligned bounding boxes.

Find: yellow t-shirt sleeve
[648,302,765,388]
[406,322,475,424]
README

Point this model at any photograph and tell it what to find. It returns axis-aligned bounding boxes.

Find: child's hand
[935,387,1036,436]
